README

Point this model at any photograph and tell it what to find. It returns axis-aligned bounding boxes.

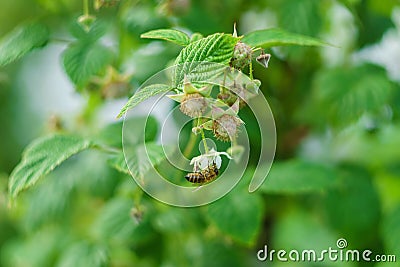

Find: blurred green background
[1,0,400,266]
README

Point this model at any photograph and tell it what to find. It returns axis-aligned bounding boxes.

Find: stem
[198,117,209,154]
[94,144,120,154]
[249,61,254,80]
[175,120,199,178]
[133,188,143,207]
[183,127,198,158]
[223,68,227,88]
[201,129,209,154]
[83,0,89,16]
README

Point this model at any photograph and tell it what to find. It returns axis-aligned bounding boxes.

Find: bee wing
[192,184,204,192]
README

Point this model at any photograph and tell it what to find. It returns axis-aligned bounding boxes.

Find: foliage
[241,28,330,48]
[141,29,191,46]
[0,23,49,67]
[8,135,95,199]
[117,84,171,118]
[0,1,399,267]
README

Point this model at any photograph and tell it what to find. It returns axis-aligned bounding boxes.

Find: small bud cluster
[88,66,132,99]
[231,41,253,69]
[212,114,242,142]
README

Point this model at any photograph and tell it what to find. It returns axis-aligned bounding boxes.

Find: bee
[185,161,219,184]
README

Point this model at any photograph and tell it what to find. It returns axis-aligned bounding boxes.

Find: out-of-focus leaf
[324,165,381,246]
[0,23,49,67]
[9,135,95,199]
[75,151,121,197]
[310,64,394,127]
[153,208,202,234]
[23,172,73,229]
[62,41,114,89]
[200,241,245,267]
[272,210,346,266]
[357,4,395,46]
[207,188,264,245]
[174,33,239,87]
[108,153,129,174]
[69,19,108,41]
[121,5,167,36]
[260,160,337,194]
[275,0,322,37]
[117,84,172,118]
[190,32,203,42]
[108,143,172,181]
[92,198,138,243]
[330,125,400,167]
[2,228,64,267]
[154,209,188,233]
[141,29,190,46]
[56,241,108,267]
[96,116,158,148]
[382,206,400,260]
[242,28,329,48]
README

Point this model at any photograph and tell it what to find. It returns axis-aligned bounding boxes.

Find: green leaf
[92,198,138,242]
[69,19,108,42]
[117,84,171,118]
[382,206,400,259]
[324,166,381,245]
[273,210,339,257]
[190,32,203,43]
[8,135,95,198]
[95,116,158,148]
[23,172,73,229]
[276,0,322,37]
[62,41,113,89]
[0,23,49,67]
[260,160,337,194]
[153,209,198,234]
[311,64,394,127]
[173,33,239,87]
[108,153,129,174]
[56,241,108,267]
[108,143,171,181]
[141,29,190,46]
[207,189,264,245]
[2,228,65,267]
[200,241,245,267]
[241,28,329,48]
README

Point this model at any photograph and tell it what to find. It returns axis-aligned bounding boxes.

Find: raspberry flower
[190,148,232,171]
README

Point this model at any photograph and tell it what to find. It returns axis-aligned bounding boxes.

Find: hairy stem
[83,0,89,16]
[198,117,209,154]
[183,126,198,158]
[249,61,254,80]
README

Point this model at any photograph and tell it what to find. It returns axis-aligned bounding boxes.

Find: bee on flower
[185,149,232,184]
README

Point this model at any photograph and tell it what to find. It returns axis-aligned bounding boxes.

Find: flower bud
[212,114,242,142]
[231,41,252,69]
[180,93,207,117]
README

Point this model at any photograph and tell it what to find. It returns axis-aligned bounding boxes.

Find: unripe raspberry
[180,93,207,117]
[212,114,242,142]
[231,42,252,69]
